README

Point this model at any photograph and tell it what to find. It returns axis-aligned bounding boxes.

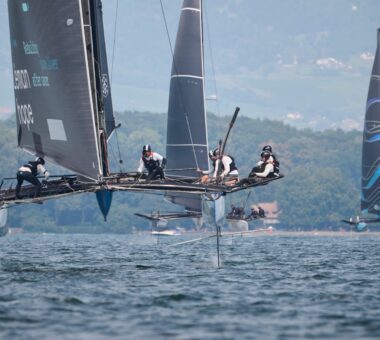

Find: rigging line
[114,128,125,172]
[204,2,220,116]
[110,0,119,84]
[185,114,200,170]
[110,0,124,171]
[108,141,120,170]
[159,0,201,169]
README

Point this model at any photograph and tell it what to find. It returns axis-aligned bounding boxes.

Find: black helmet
[261,150,270,160]
[209,148,219,158]
[142,145,151,154]
[36,157,45,165]
[262,145,272,153]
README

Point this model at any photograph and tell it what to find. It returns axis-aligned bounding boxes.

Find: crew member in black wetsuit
[258,206,266,218]
[247,207,259,220]
[137,145,166,180]
[228,204,238,218]
[15,157,49,199]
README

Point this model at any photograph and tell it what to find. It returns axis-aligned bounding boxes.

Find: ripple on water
[0,234,379,339]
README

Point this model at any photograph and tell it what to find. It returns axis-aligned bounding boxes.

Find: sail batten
[171,75,204,79]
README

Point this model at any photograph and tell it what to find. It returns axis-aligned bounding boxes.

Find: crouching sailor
[262,145,280,175]
[198,149,239,186]
[250,150,275,178]
[137,145,166,181]
[215,151,239,185]
[15,157,49,199]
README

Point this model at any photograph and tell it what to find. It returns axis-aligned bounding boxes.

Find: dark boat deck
[135,211,202,222]
[0,173,284,207]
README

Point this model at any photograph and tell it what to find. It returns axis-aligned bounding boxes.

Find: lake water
[0,233,379,339]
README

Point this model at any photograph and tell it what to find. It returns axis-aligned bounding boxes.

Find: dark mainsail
[166,0,209,213]
[7,0,112,180]
[362,29,380,214]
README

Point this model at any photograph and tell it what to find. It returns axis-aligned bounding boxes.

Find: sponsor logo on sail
[23,41,39,55]
[14,69,31,90]
[21,2,29,12]
[101,74,109,98]
[32,73,50,87]
[40,58,59,70]
[16,100,34,130]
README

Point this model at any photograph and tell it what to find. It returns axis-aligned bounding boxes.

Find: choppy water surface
[0,233,380,339]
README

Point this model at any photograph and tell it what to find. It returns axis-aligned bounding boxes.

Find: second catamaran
[343,28,380,231]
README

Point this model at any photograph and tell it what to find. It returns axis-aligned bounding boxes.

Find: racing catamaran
[136,0,209,228]
[2,0,282,219]
[343,28,380,231]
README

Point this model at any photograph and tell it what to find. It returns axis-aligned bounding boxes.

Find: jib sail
[166,0,209,213]
[89,0,115,139]
[8,0,113,180]
[362,28,380,214]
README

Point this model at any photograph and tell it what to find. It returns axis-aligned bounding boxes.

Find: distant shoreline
[239,230,380,237]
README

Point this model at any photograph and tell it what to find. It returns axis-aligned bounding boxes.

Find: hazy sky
[1,0,380,130]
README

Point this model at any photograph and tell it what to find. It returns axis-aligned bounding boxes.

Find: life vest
[23,161,39,176]
[213,155,238,174]
[272,153,280,174]
[227,155,238,172]
[142,156,160,172]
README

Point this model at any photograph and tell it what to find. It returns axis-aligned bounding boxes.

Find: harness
[23,161,38,176]
[227,155,238,172]
[142,156,159,172]
[272,154,280,173]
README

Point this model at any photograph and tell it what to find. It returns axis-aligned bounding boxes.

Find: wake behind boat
[151,229,181,237]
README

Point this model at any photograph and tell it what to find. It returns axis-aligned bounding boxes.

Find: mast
[362,28,380,215]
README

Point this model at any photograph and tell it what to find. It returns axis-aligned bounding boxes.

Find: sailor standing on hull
[15,157,49,199]
[137,145,166,181]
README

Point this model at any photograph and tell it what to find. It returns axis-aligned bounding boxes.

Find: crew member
[137,145,166,180]
[258,206,266,218]
[198,148,238,185]
[250,150,274,178]
[248,207,259,220]
[262,145,280,174]
[236,206,245,219]
[228,204,238,218]
[15,157,49,199]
